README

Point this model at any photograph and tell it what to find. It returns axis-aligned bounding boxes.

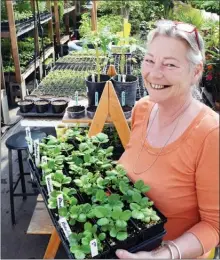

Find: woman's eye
[164,63,176,68]
[145,59,154,64]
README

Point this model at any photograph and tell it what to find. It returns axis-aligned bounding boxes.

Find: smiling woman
[117,20,219,259]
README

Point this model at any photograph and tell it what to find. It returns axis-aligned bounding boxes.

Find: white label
[118,74,122,82]
[144,90,147,96]
[25,127,33,154]
[95,92,99,106]
[121,91,125,106]
[59,217,72,241]
[86,87,89,93]
[122,74,126,82]
[30,171,34,181]
[45,174,54,195]
[75,91,78,106]
[92,74,95,82]
[41,156,47,175]
[34,139,40,167]
[90,239,98,257]
[57,194,64,209]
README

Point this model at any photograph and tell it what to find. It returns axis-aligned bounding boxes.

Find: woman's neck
[156,94,194,127]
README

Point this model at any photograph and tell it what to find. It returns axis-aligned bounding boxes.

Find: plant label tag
[121,91,125,106]
[59,217,72,241]
[92,74,95,82]
[95,92,99,106]
[25,127,33,154]
[86,87,88,93]
[75,91,78,106]
[45,174,53,195]
[90,239,98,257]
[122,74,126,82]
[57,194,64,209]
[41,156,47,175]
[34,139,40,167]
[118,74,122,82]
[144,90,147,96]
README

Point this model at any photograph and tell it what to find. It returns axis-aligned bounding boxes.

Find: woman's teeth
[150,83,171,89]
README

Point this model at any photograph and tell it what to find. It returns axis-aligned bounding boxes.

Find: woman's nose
[149,64,164,79]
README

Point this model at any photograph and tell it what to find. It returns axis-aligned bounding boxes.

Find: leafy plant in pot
[83,29,120,106]
[111,38,138,107]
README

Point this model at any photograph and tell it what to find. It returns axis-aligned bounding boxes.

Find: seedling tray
[28,155,167,259]
[17,104,65,117]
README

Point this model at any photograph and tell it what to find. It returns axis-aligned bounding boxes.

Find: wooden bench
[27,195,61,259]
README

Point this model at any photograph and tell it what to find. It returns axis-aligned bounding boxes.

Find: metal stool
[5,128,47,225]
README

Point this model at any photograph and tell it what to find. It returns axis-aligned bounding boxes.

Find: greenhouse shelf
[63,6,76,14]
[60,35,70,45]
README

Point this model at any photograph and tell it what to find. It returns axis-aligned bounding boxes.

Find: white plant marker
[25,127,33,154]
[122,74,126,82]
[45,174,53,195]
[34,139,40,167]
[118,74,122,82]
[41,156,47,175]
[57,194,64,209]
[90,239,98,257]
[121,91,125,106]
[92,74,95,82]
[75,91,78,106]
[59,217,72,241]
[95,92,99,106]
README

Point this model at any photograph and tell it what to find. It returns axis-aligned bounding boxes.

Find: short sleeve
[187,127,219,253]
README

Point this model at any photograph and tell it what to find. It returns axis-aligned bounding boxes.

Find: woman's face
[142,35,200,103]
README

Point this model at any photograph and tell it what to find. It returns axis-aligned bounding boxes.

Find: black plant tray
[28,152,167,259]
[17,104,65,117]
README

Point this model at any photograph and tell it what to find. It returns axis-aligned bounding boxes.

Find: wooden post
[64,0,70,35]
[1,54,6,90]
[46,0,54,43]
[72,0,77,31]
[5,0,22,84]
[43,228,60,259]
[91,0,97,31]
[30,0,40,56]
[54,0,61,45]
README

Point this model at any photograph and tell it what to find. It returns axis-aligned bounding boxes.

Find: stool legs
[8,149,15,225]
[17,150,27,200]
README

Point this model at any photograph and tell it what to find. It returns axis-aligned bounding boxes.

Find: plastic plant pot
[111,75,138,107]
[39,94,55,100]
[66,106,85,119]
[85,74,110,107]
[24,95,39,102]
[122,106,133,119]
[17,100,34,113]
[51,100,68,113]
[86,106,97,119]
[34,100,50,113]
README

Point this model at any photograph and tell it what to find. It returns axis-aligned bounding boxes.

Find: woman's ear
[191,62,203,84]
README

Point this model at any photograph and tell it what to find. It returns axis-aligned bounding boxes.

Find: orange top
[119,97,219,258]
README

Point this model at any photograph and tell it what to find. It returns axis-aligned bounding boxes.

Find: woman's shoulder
[133,96,154,116]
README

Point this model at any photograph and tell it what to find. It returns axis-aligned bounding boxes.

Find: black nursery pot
[24,95,39,102]
[86,106,97,119]
[122,105,132,119]
[51,100,68,113]
[17,100,33,113]
[111,75,138,107]
[34,100,50,113]
[85,74,110,107]
[67,106,85,119]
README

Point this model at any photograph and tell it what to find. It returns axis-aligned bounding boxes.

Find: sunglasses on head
[155,20,201,51]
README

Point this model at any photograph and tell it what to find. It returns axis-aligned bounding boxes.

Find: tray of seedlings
[17,95,70,117]
[28,126,167,259]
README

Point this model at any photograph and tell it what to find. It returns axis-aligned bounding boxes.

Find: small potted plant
[84,29,119,106]
[51,100,68,114]
[34,99,50,113]
[17,100,34,113]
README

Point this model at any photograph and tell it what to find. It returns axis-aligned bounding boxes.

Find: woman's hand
[116,249,156,259]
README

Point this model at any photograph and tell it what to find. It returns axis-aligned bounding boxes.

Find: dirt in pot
[18,101,33,106]
[34,100,49,105]
[51,100,67,106]
[87,106,97,112]
[67,106,85,112]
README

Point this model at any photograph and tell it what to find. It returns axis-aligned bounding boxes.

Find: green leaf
[95,190,106,202]
[69,219,76,225]
[110,228,117,238]
[74,250,85,259]
[132,192,142,203]
[84,222,92,231]
[52,180,62,188]
[58,207,68,217]
[120,210,131,221]
[84,154,90,163]
[95,133,109,143]
[69,233,78,245]
[130,203,140,211]
[62,176,72,184]
[116,220,127,228]
[81,245,91,253]
[116,231,128,241]
[78,214,87,222]
[94,207,110,218]
[98,233,106,241]
[74,179,83,187]
[111,208,121,220]
[97,218,109,226]
[132,210,144,220]
[79,143,89,152]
